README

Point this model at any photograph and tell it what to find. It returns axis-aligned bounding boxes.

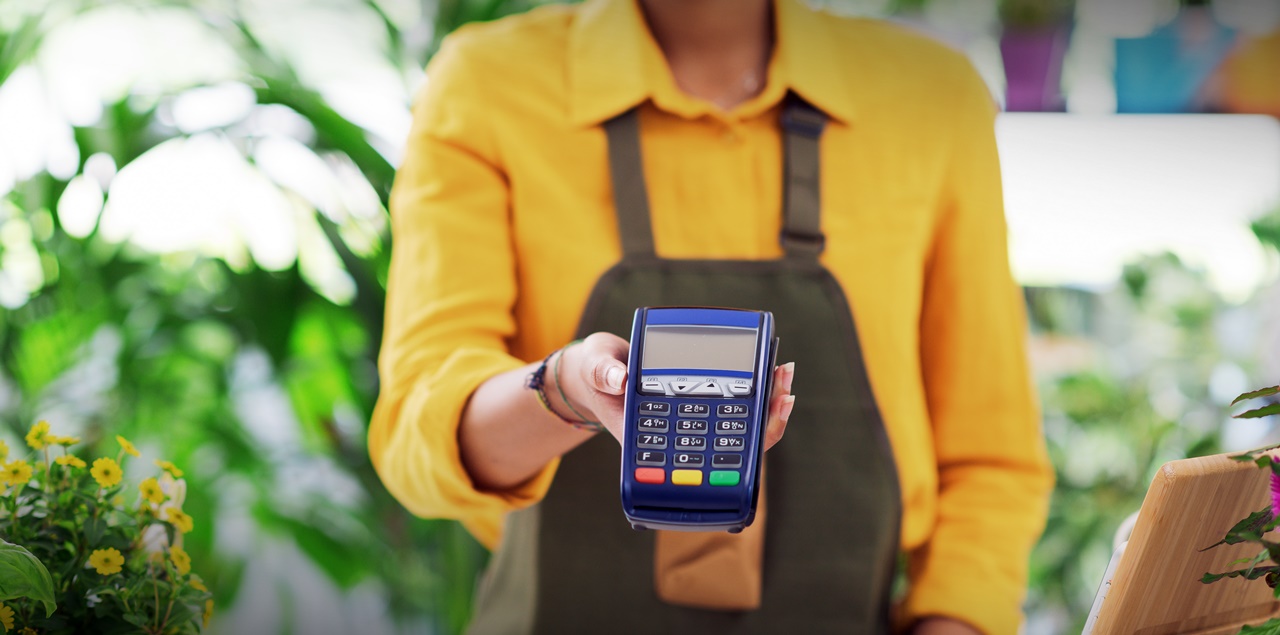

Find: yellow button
[671,469,703,486]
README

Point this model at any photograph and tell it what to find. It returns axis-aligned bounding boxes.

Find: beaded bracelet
[527,341,604,432]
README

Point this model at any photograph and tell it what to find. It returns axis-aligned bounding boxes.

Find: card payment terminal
[621,307,778,533]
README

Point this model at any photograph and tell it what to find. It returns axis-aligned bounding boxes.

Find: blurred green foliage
[0,0,566,632]
[1025,252,1265,631]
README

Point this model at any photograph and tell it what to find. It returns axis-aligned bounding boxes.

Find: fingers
[579,332,630,395]
[557,333,630,441]
[762,362,795,452]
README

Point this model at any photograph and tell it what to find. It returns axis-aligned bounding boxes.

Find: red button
[635,468,665,484]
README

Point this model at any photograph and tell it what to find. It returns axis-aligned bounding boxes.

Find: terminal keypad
[631,398,751,487]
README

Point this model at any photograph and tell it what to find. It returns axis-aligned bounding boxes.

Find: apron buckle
[779,227,826,252]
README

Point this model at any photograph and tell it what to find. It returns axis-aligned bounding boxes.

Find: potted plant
[1202,385,1280,633]
[999,0,1074,111]
[0,422,213,633]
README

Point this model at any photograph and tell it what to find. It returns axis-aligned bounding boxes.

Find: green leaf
[0,538,57,617]
[1202,508,1275,551]
[1240,618,1280,634]
[1238,404,1280,420]
[1235,386,1280,406]
[1202,565,1280,584]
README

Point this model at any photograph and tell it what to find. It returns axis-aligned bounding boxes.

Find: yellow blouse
[368,0,1053,632]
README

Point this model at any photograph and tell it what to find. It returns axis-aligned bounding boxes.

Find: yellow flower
[165,507,194,534]
[189,576,208,592]
[90,457,123,488]
[116,435,140,458]
[169,545,191,576]
[0,439,8,463]
[25,420,50,450]
[139,477,164,505]
[2,460,32,488]
[203,598,214,629]
[88,548,124,575]
[19,628,34,635]
[0,603,13,630]
[50,435,81,446]
[55,455,87,469]
[154,459,183,478]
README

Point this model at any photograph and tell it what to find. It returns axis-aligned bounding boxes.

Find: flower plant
[0,422,212,634]
[1202,385,1280,634]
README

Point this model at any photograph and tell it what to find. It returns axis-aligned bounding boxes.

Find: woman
[369,0,1053,632]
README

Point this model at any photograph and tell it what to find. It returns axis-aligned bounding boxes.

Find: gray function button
[689,381,724,396]
[638,401,670,415]
[636,451,665,467]
[641,378,666,395]
[673,453,705,468]
[715,420,748,435]
[712,454,742,468]
[678,403,711,417]
[676,419,708,434]
[637,417,669,433]
[717,404,749,418]
[674,436,707,451]
[669,381,697,394]
[637,434,668,450]
[713,436,746,451]
[728,383,752,395]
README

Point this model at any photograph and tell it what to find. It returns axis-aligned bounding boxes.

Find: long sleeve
[368,34,558,549]
[900,63,1054,635]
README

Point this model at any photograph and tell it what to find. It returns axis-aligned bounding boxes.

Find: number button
[673,453,705,467]
[712,454,742,468]
[713,437,745,451]
[715,420,747,435]
[637,434,667,450]
[638,401,670,415]
[636,451,665,466]
[717,404,749,418]
[675,436,706,450]
[637,417,669,433]
[678,403,710,417]
[676,419,708,434]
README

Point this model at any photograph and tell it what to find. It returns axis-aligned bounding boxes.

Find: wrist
[547,343,597,424]
[540,343,603,432]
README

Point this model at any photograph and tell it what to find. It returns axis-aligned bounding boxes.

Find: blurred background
[0,0,1278,632]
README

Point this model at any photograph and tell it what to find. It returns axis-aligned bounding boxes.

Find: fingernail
[605,365,625,390]
[782,362,795,391]
[780,395,796,422]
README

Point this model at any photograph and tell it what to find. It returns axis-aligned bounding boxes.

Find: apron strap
[602,98,829,260]
[603,109,657,258]
[779,97,828,260]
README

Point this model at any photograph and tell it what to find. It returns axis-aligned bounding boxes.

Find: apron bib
[468,99,901,634]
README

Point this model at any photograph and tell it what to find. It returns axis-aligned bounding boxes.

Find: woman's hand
[553,332,796,448]
[911,618,982,635]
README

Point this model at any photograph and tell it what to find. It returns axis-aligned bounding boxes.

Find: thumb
[587,356,628,395]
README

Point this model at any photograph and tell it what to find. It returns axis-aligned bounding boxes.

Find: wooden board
[1091,452,1280,635]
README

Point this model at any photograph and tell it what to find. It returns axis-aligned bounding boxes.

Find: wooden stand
[1090,452,1280,634]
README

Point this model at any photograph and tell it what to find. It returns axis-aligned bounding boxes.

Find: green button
[709,470,740,487]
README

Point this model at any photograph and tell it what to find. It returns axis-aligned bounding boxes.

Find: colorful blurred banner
[1114,6,1237,113]
[1217,28,1280,117]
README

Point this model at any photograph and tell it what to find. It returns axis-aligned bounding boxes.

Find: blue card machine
[621,307,778,533]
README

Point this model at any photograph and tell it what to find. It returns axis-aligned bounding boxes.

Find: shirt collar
[567,0,857,127]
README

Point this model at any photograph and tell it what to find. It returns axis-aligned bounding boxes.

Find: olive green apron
[468,99,901,634]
